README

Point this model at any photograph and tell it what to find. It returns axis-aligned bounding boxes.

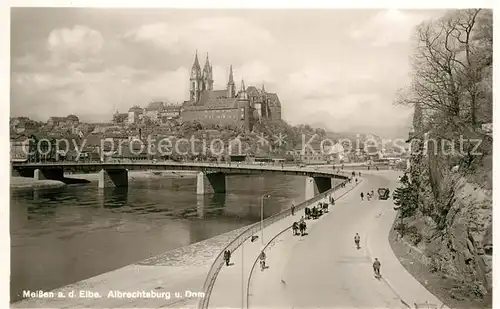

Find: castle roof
[146,101,165,111]
[246,86,281,107]
[128,106,143,113]
[184,89,239,110]
[246,86,261,97]
[66,114,79,121]
[266,93,281,107]
[49,116,67,122]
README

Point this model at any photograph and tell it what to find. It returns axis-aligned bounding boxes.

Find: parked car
[377,188,390,200]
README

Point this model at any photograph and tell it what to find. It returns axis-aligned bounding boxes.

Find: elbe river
[10,173,331,302]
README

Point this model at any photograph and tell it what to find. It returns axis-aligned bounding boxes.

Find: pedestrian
[359,171,361,177]
[291,203,295,216]
[299,220,307,236]
[259,251,267,271]
[360,192,364,201]
[224,250,230,266]
[373,258,381,276]
[292,222,298,235]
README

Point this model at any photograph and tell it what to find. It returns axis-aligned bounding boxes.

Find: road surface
[249,171,410,308]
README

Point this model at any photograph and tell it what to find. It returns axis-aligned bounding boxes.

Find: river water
[10,173,315,302]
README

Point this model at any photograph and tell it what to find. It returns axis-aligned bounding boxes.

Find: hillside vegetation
[393,9,492,306]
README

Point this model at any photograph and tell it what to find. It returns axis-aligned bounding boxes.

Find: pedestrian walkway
[208,178,362,309]
[246,171,449,309]
[247,178,373,309]
[368,205,449,309]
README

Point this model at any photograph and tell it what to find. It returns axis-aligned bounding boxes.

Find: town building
[47,115,80,127]
[128,106,144,124]
[181,52,282,130]
[160,104,181,121]
[144,101,164,121]
[113,111,129,124]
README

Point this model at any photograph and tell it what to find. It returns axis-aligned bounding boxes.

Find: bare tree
[396,9,491,132]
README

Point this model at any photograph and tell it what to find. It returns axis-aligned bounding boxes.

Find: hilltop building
[116,101,181,125]
[127,106,144,124]
[47,115,79,127]
[181,52,282,130]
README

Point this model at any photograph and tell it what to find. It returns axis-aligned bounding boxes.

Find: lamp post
[260,192,272,245]
[241,241,244,309]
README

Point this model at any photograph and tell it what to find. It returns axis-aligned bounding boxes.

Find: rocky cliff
[397,145,492,303]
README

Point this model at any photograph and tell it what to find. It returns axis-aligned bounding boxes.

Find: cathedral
[181,52,282,130]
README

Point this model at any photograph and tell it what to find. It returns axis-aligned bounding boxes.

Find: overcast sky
[10,8,446,137]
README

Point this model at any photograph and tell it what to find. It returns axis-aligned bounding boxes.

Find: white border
[2,2,498,309]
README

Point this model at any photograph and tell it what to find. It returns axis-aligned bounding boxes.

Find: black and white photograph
[7,3,494,309]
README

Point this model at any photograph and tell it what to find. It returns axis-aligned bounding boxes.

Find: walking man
[259,251,267,271]
[360,192,364,201]
[373,258,381,277]
[354,233,361,249]
[291,203,295,216]
[224,250,231,266]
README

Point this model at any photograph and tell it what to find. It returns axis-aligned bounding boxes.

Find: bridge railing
[198,177,349,309]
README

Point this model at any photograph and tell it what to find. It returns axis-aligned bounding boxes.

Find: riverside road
[211,170,448,309]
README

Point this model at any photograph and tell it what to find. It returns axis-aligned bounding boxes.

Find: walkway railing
[198,177,349,309]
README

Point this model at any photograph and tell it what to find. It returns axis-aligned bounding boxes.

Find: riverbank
[66,170,198,181]
[12,224,250,308]
[10,177,66,191]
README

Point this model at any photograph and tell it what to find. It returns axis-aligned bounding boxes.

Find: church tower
[237,79,251,130]
[227,65,236,98]
[190,51,203,103]
[202,53,213,91]
[261,83,268,118]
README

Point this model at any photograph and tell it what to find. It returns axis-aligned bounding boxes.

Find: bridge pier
[11,166,21,177]
[98,169,128,188]
[305,176,333,199]
[197,194,205,219]
[305,177,315,200]
[33,168,64,181]
[196,172,226,194]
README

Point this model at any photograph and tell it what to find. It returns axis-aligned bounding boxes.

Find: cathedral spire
[203,52,211,69]
[226,65,236,98]
[190,50,202,102]
[261,83,266,94]
[192,50,200,71]
[238,79,248,100]
[228,65,234,84]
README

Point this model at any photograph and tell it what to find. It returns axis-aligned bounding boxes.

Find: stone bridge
[11,161,350,199]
